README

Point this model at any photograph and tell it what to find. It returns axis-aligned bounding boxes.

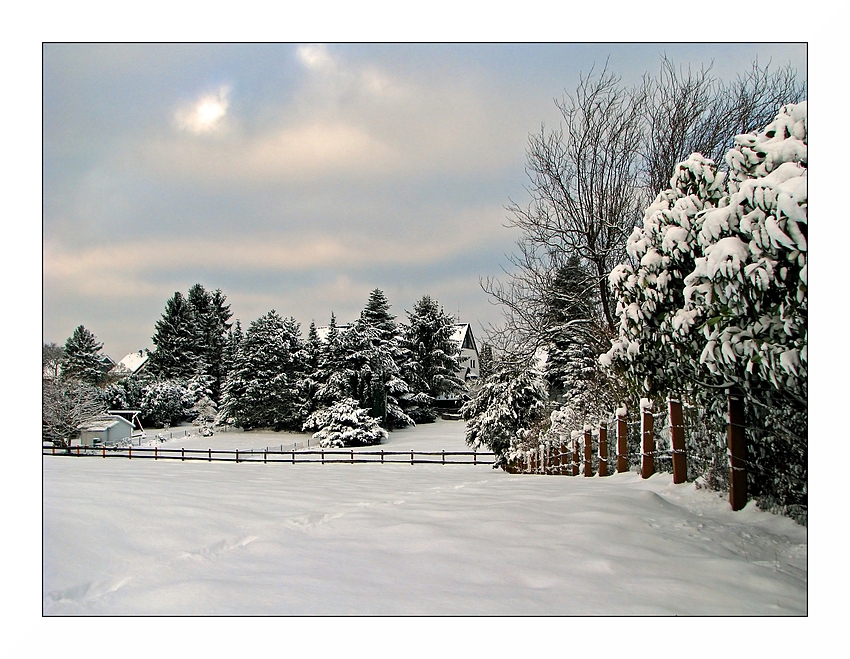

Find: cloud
[296,44,336,74]
[175,86,230,134]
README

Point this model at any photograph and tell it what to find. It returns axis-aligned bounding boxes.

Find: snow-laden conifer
[61,325,106,385]
[400,295,464,423]
[218,311,306,430]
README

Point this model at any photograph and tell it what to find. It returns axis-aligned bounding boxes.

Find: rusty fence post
[669,398,687,484]
[641,400,655,479]
[584,429,593,477]
[598,423,608,477]
[727,388,748,511]
[617,409,629,473]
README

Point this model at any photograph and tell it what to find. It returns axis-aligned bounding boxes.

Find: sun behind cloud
[175,86,230,134]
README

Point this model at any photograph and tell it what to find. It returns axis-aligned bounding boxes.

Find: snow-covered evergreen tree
[461,362,548,461]
[400,295,464,423]
[302,398,388,447]
[347,290,413,429]
[218,311,306,430]
[149,292,200,380]
[140,379,195,427]
[61,325,106,385]
[186,284,233,401]
[602,101,807,520]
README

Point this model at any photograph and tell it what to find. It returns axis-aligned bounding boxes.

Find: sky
[42,42,807,360]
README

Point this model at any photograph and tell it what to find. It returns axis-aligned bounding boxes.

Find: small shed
[77,414,134,447]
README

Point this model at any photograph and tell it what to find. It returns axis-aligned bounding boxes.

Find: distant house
[109,349,150,377]
[450,323,480,381]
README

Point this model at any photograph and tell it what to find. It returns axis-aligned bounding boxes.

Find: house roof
[314,323,353,343]
[110,349,150,375]
[451,324,478,353]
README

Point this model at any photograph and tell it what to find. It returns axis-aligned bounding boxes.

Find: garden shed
[77,414,134,447]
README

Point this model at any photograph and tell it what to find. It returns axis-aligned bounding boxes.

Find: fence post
[265,449,268,464]
[641,399,654,479]
[617,409,628,473]
[473,450,477,466]
[669,398,687,484]
[209,448,212,463]
[442,450,445,465]
[381,449,384,464]
[571,434,579,476]
[584,429,593,477]
[103,446,106,459]
[322,450,325,465]
[292,450,295,464]
[128,446,132,460]
[351,449,354,464]
[727,388,747,511]
[235,449,238,464]
[598,423,608,477]
[155,446,158,460]
[411,450,414,465]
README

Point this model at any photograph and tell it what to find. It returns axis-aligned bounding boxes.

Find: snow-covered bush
[602,102,807,520]
[302,398,389,448]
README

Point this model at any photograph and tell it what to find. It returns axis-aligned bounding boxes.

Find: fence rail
[43,444,495,466]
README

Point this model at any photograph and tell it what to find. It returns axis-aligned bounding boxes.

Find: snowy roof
[77,414,133,432]
[110,349,150,375]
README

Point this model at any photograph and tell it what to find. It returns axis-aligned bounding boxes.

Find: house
[450,323,480,381]
[109,349,150,377]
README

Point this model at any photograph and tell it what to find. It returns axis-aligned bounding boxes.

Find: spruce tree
[61,325,106,385]
[218,311,305,430]
[400,295,464,422]
[149,292,200,380]
[350,290,412,429]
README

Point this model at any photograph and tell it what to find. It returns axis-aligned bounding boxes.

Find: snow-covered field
[43,420,806,616]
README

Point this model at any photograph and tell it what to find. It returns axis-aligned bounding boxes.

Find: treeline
[43,287,467,447]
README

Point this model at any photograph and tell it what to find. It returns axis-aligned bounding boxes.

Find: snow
[43,420,806,616]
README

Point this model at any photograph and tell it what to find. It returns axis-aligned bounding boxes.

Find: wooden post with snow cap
[640,398,655,479]
[727,388,747,511]
[583,428,593,477]
[669,398,687,484]
[616,407,628,473]
[598,423,609,477]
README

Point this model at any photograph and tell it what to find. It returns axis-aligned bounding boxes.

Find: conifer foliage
[61,325,106,385]
[218,310,305,431]
[400,295,464,423]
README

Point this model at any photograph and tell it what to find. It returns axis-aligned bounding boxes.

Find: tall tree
[218,311,305,430]
[149,292,200,380]
[400,295,464,422]
[43,342,65,382]
[61,325,106,385]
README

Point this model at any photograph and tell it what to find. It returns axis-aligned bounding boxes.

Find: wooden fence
[42,444,495,466]
[505,393,749,511]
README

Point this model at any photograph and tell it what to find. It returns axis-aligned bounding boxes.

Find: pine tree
[461,361,548,460]
[149,292,200,380]
[543,257,606,416]
[218,311,305,430]
[61,325,106,385]
[400,295,464,422]
[350,290,413,429]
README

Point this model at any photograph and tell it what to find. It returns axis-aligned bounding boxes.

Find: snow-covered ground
[43,420,806,616]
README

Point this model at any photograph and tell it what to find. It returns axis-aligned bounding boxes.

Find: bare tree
[42,378,107,447]
[482,64,645,361]
[482,56,805,363]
